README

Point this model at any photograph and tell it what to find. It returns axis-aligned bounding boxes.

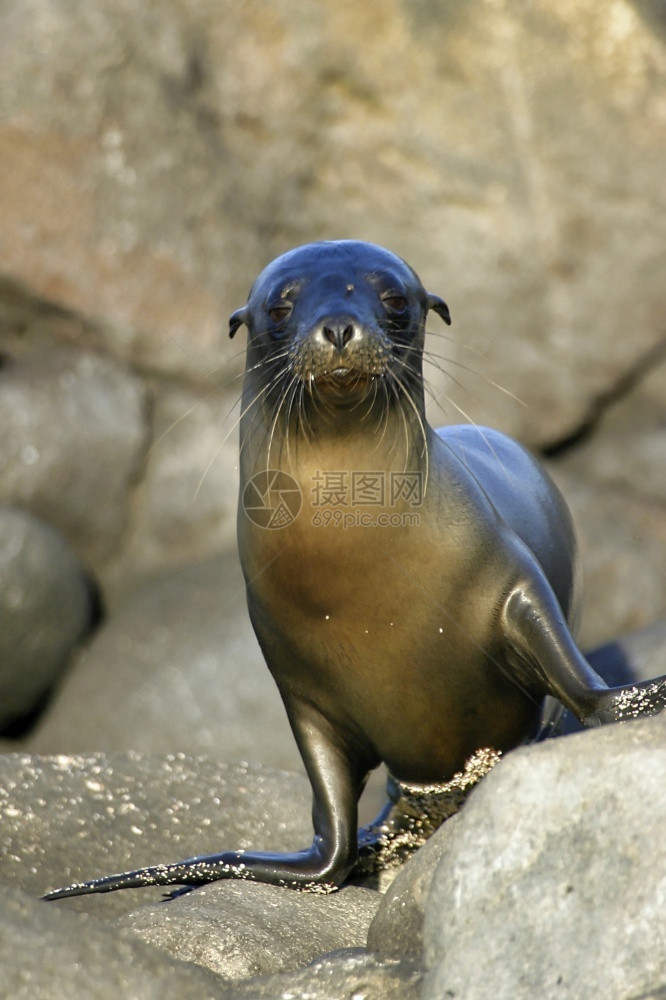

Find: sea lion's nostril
[322,321,355,350]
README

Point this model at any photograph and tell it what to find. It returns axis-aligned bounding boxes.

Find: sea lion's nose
[319,317,356,351]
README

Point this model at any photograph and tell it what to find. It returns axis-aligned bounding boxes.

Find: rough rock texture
[0,345,148,566]
[0,753,311,918]
[0,885,226,1000]
[0,753,391,996]
[1,0,665,444]
[0,854,416,999]
[423,714,666,1000]
[26,556,302,772]
[118,382,239,583]
[0,508,94,731]
[219,949,423,1000]
[366,812,462,959]
[122,881,380,979]
[548,355,666,645]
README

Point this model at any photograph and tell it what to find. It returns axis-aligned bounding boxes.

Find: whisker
[420,349,527,407]
[147,386,225,460]
[266,372,302,474]
[199,364,291,499]
[386,375,411,472]
[386,368,429,487]
[435,394,516,487]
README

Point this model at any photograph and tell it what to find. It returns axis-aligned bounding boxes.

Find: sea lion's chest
[242,486,508,683]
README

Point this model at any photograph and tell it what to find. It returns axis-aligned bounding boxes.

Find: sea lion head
[230,241,450,408]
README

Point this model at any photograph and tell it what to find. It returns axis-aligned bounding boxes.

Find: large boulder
[0,508,94,732]
[25,556,301,772]
[0,752,393,996]
[1,0,665,445]
[121,881,380,980]
[0,885,226,1000]
[423,714,666,1000]
[0,346,148,566]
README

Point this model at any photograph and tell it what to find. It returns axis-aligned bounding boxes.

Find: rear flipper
[582,676,666,726]
[502,569,666,730]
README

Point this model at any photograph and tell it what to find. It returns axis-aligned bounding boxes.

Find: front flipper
[43,701,368,901]
[501,566,666,726]
[43,854,256,900]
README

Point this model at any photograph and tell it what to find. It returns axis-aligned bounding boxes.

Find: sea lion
[44,240,666,900]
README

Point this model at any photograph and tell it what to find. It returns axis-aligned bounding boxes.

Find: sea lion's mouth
[313,368,374,392]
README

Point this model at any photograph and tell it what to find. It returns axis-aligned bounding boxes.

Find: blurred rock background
[0,0,665,759]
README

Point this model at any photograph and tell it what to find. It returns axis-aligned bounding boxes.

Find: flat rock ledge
[1,719,665,999]
[422,714,666,1000]
[0,752,409,998]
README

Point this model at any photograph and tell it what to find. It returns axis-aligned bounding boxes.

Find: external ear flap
[229,307,248,339]
[426,293,451,326]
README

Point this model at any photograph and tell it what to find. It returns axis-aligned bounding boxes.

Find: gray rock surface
[0,885,226,1000]
[221,948,422,999]
[1,0,665,446]
[366,812,462,959]
[0,752,401,997]
[0,345,148,565]
[0,753,311,919]
[117,381,240,583]
[122,880,380,980]
[26,556,302,772]
[423,714,666,1000]
[547,356,666,645]
[588,618,666,684]
[0,508,94,731]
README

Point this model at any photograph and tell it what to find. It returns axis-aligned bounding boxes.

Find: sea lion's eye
[381,294,407,314]
[268,304,292,325]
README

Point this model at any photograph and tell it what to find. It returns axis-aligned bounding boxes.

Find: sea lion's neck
[240,378,430,480]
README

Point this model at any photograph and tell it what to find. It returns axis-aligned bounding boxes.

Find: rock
[115,381,240,584]
[0,508,94,732]
[549,461,666,648]
[122,881,380,980]
[0,753,311,919]
[26,556,302,772]
[366,812,462,959]
[0,752,415,997]
[551,353,666,506]
[0,885,226,1000]
[423,714,666,1000]
[0,345,148,566]
[547,356,666,647]
[1,0,665,445]
[587,618,666,685]
[222,948,423,999]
